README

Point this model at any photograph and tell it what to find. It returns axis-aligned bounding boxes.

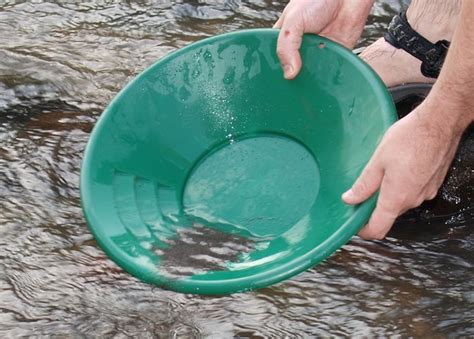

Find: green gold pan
[80,29,397,295]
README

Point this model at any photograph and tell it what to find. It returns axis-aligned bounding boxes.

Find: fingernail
[283,64,293,78]
[342,189,354,201]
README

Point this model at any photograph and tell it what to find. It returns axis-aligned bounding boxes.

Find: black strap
[384,11,450,78]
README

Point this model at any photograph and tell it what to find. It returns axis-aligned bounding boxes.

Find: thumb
[342,159,383,205]
[276,13,303,79]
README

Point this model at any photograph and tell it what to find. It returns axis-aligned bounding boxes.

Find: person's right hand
[274,0,374,79]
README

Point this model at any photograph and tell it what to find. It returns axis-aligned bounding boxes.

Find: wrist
[406,3,460,43]
[422,86,474,136]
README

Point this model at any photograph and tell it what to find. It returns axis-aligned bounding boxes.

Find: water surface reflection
[0,0,472,337]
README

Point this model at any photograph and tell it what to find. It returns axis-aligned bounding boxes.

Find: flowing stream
[1,1,472,337]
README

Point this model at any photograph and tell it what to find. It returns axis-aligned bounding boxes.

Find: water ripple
[0,0,472,337]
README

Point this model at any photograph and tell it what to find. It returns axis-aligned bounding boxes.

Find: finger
[424,168,447,200]
[273,15,283,28]
[276,13,304,79]
[342,156,383,205]
[358,194,399,240]
[358,173,405,240]
[424,147,456,199]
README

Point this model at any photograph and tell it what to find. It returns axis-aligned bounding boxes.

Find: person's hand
[274,0,373,79]
[342,99,465,240]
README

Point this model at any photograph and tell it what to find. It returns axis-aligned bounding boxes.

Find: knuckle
[276,47,286,59]
[353,179,369,196]
[405,195,425,209]
[359,230,387,241]
[382,193,406,211]
[358,231,372,240]
[414,197,425,207]
[399,193,416,209]
[427,190,438,200]
[359,220,390,241]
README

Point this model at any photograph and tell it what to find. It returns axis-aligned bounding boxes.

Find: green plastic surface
[80,29,397,295]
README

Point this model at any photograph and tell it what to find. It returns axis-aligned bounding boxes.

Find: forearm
[425,0,474,133]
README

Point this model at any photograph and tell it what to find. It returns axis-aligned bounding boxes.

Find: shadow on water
[0,0,472,337]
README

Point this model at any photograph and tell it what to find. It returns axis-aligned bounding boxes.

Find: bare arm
[343,0,474,239]
[427,0,474,131]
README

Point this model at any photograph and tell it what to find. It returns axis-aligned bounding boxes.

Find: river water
[1,0,473,337]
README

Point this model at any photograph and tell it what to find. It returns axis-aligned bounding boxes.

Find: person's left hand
[342,99,464,239]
